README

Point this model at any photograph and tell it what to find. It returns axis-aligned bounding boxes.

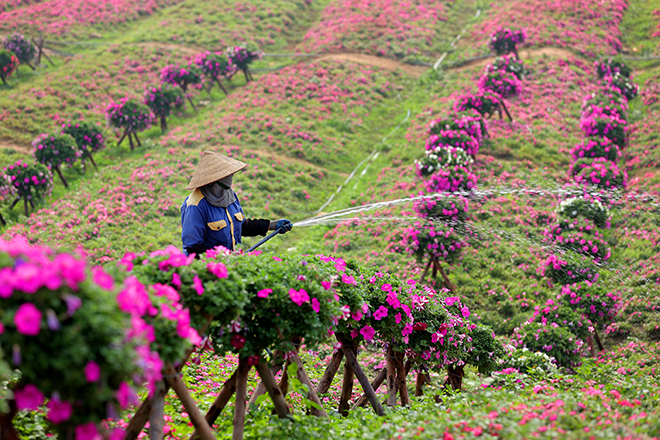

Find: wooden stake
[215,77,228,95]
[395,351,409,406]
[0,212,6,226]
[418,257,433,284]
[10,196,21,210]
[23,197,28,217]
[232,358,250,440]
[337,335,384,416]
[315,350,344,394]
[279,360,290,398]
[353,368,386,409]
[289,351,328,418]
[433,258,457,292]
[116,130,127,147]
[415,372,425,397]
[189,371,237,440]
[134,132,142,147]
[88,154,98,171]
[593,329,604,352]
[163,364,215,440]
[128,132,135,151]
[242,68,250,83]
[500,100,513,122]
[338,345,356,416]
[25,61,36,71]
[255,359,291,418]
[386,345,397,407]
[148,381,166,440]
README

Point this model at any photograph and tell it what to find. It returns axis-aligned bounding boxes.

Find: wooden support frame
[419,255,457,292]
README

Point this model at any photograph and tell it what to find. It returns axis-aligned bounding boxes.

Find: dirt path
[450,47,582,72]
[0,140,30,155]
[314,52,428,77]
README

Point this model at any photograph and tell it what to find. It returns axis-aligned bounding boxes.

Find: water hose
[246,227,285,252]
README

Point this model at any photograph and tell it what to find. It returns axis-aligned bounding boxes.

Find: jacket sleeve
[242,219,270,237]
[182,205,207,251]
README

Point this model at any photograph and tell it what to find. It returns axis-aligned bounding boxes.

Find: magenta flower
[92,268,114,290]
[402,323,414,337]
[231,334,246,349]
[359,325,375,341]
[0,268,13,298]
[75,422,99,440]
[461,307,471,318]
[289,288,310,306]
[14,384,44,410]
[341,274,357,285]
[116,382,136,410]
[207,261,228,279]
[152,283,180,302]
[373,305,388,321]
[395,313,402,324]
[116,277,151,316]
[445,296,459,306]
[321,281,332,290]
[381,283,392,292]
[311,297,320,313]
[47,397,73,424]
[14,302,42,336]
[84,361,101,382]
[171,272,181,289]
[193,276,204,295]
[257,288,272,298]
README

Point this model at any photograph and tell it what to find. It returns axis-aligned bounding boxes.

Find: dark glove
[270,219,293,233]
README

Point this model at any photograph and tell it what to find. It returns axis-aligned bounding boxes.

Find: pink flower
[352,310,363,321]
[75,422,100,440]
[193,276,204,295]
[14,303,42,336]
[152,283,180,302]
[289,288,310,306]
[381,284,392,292]
[402,323,413,337]
[395,313,402,324]
[116,382,136,409]
[92,268,114,290]
[373,306,388,321]
[461,306,471,318]
[14,384,44,410]
[172,272,181,288]
[445,296,460,306]
[47,397,73,424]
[432,332,443,344]
[311,297,320,313]
[84,361,101,382]
[207,262,228,278]
[386,291,400,309]
[321,281,332,290]
[360,325,375,341]
[257,288,272,298]
[350,328,359,339]
[341,274,357,285]
[231,334,246,349]
[117,277,151,316]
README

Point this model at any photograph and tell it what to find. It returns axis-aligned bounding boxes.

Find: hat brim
[185,150,248,190]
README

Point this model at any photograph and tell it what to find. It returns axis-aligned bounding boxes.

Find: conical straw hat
[185,150,247,190]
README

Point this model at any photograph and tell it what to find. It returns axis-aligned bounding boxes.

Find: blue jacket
[180,189,247,254]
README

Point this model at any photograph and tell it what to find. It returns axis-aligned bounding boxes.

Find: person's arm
[182,205,208,256]
[241,219,270,237]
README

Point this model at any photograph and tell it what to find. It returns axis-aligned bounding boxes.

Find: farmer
[181,150,293,256]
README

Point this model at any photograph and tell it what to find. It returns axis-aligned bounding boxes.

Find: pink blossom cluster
[425,130,479,157]
[298,0,447,60]
[0,0,183,37]
[193,51,237,79]
[478,69,523,100]
[488,26,527,56]
[225,45,263,71]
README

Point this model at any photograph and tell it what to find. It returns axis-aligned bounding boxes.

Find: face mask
[217,175,233,189]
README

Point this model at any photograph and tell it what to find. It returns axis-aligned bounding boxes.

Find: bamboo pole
[232,358,250,440]
[255,359,291,418]
[189,371,237,440]
[163,364,215,440]
[315,350,344,394]
[338,346,355,416]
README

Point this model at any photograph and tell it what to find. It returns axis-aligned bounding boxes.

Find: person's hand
[275,219,293,233]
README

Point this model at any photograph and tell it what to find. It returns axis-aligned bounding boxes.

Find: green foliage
[517,322,582,369]
[32,133,80,169]
[500,346,559,375]
[61,121,106,160]
[3,160,52,202]
[556,196,610,228]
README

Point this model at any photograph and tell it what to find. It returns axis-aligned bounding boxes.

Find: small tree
[226,44,263,83]
[32,132,80,188]
[478,69,522,100]
[0,174,16,225]
[160,63,202,112]
[0,49,18,85]
[61,121,106,171]
[453,91,509,120]
[105,98,155,151]
[194,51,236,95]
[144,84,184,133]
[3,33,36,70]
[3,160,53,216]
[489,26,526,59]
[594,58,631,79]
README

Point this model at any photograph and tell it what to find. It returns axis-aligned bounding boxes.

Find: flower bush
[583,90,628,120]
[556,196,610,229]
[61,120,106,170]
[105,98,154,135]
[3,159,52,207]
[425,129,479,156]
[513,322,582,369]
[570,137,621,162]
[429,112,487,146]
[487,54,525,79]
[415,147,474,178]
[488,26,527,56]
[542,252,599,285]
[412,195,469,222]
[453,90,502,117]
[559,282,621,329]
[144,84,184,132]
[423,165,478,193]
[544,219,611,262]
[403,222,467,264]
[0,237,139,435]
[160,63,202,90]
[594,58,631,79]
[478,69,523,100]
[2,32,35,64]
[579,113,627,147]
[604,72,638,100]
[0,48,18,84]
[32,133,80,188]
[194,51,236,80]
[570,157,627,189]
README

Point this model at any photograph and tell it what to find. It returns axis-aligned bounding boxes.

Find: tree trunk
[160,115,168,133]
[337,335,384,416]
[255,359,291,418]
[148,381,167,440]
[338,346,355,416]
[386,344,397,407]
[54,165,68,188]
[232,358,250,440]
[315,350,344,394]
[395,351,409,406]
[23,196,28,217]
[189,371,237,440]
[415,372,425,397]
[128,132,135,151]
[433,258,457,292]
[445,364,464,391]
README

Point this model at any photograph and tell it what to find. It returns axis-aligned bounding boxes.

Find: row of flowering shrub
[0,33,34,84]
[514,59,640,368]
[0,237,503,434]
[403,28,527,271]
